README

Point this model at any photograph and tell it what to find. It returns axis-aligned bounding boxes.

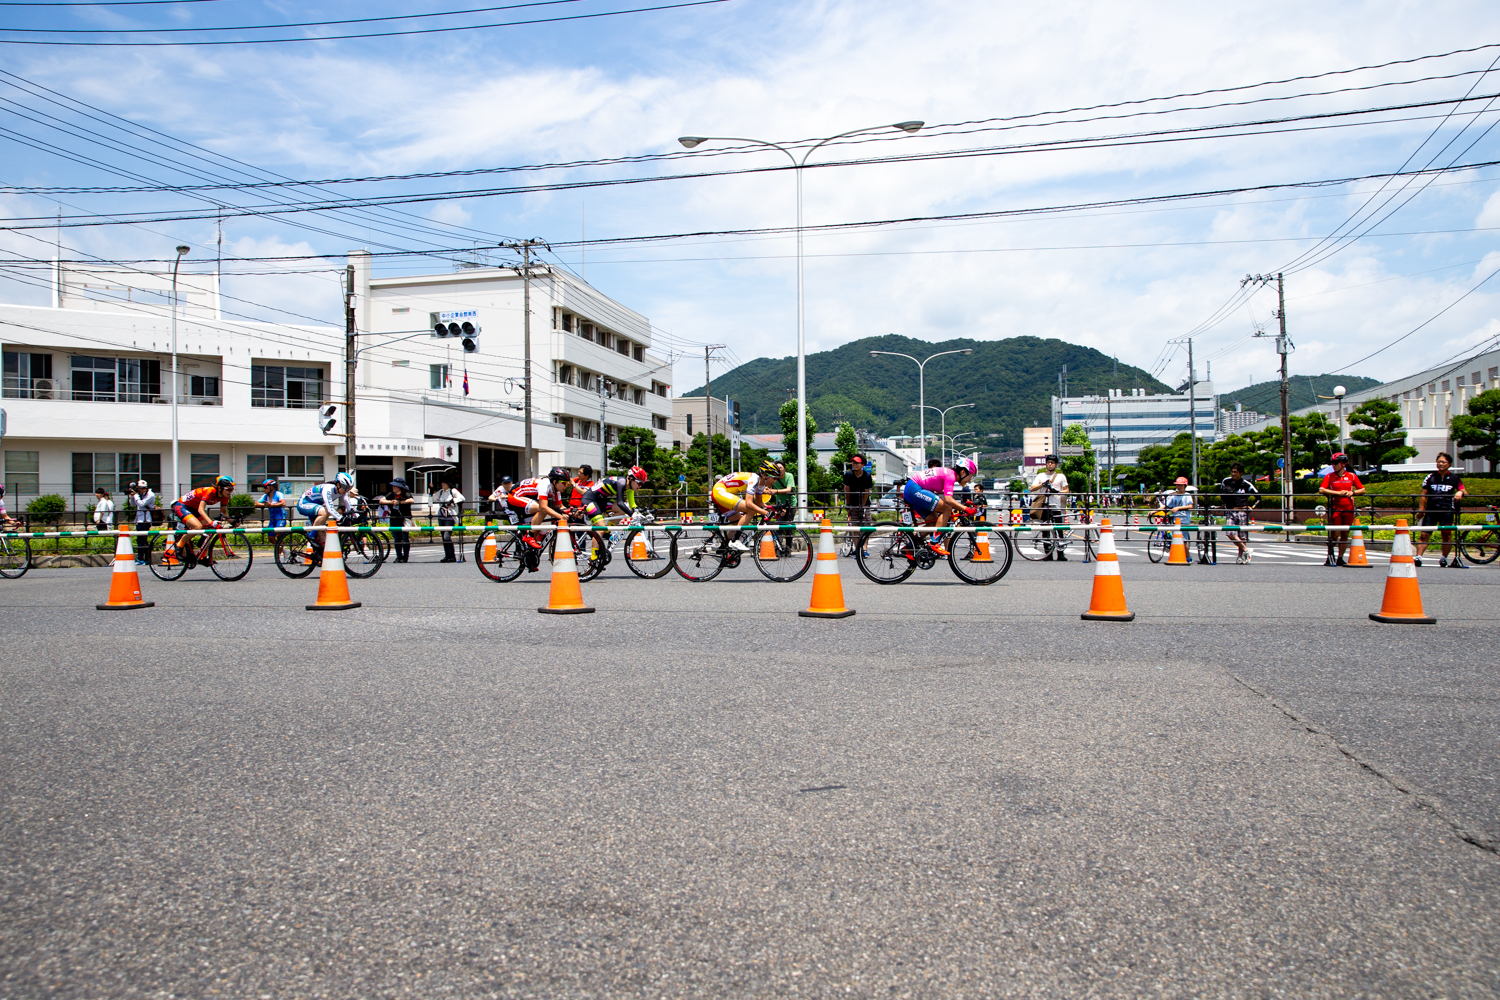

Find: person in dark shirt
[1415,451,1466,567]
[379,478,415,563]
[1218,463,1259,564]
[842,454,875,527]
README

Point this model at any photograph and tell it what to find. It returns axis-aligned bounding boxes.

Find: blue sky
[4,0,1500,399]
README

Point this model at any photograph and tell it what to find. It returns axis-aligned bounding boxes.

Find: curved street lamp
[871,347,972,466]
[912,402,975,467]
[679,121,925,517]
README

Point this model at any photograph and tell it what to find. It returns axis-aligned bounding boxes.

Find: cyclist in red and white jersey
[505,467,574,547]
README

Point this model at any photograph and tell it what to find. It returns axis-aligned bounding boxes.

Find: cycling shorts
[902,479,941,518]
[711,483,747,513]
[170,501,200,522]
[506,494,539,516]
[296,499,326,520]
[1326,509,1356,527]
[1420,510,1456,528]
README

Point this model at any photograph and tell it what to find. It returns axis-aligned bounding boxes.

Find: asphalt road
[1,549,1497,998]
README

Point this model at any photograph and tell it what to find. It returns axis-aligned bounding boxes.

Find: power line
[1,0,589,33]
[0,0,735,45]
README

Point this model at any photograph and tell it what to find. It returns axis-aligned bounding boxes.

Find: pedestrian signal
[318,403,338,435]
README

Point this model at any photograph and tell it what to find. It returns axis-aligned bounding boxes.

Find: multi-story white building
[0,253,672,508]
[1051,383,1218,467]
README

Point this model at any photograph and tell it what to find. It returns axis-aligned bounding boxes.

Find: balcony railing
[2,379,222,405]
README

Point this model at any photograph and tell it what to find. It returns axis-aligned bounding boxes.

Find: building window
[430,364,450,389]
[561,312,574,333]
[189,453,220,489]
[70,356,116,402]
[248,454,323,491]
[1457,375,1465,386]
[189,375,220,398]
[686,413,693,436]
[73,453,156,494]
[557,364,574,386]
[252,365,324,407]
[652,381,668,397]
[4,451,39,497]
[633,388,644,405]
[580,322,594,342]
[1442,379,1450,392]
[1489,367,1498,382]
[653,414,668,431]
[633,345,644,362]
[1474,371,1483,386]
[3,352,54,398]
[616,337,631,356]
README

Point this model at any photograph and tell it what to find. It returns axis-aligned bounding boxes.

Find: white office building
[1051,383,1218,466]
[0,253,672,508]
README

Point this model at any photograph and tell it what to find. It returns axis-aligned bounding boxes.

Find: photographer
[125,481,156,563]
[1029,455,1070,561]
[379,477,415,563]
[434,478,465,563]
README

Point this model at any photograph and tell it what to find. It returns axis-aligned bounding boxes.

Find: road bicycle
[852,495,1012,585]
[141,515,254,581]
[474,507,608,583]
[1458,505,1500,564]
[273,504,387,579]
[671,504,815,583]
[1015,508,1097,562]
[0,519,30,579]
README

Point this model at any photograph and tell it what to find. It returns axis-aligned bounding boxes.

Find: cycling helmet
[334,471,354,488]
[1330,451,1350,464]
[627,465,647,482]
[954,457,978,477]
[758,459,779,478]
[214,475,235,491]
[547,465,571,481]
[0,483,5,497]
[260,477,278,489]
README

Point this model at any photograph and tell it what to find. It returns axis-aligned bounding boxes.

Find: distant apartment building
[1051,384,1218,467]
[1218,404,1264,434]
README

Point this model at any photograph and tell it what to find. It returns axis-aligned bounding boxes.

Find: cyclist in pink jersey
[901,458,977,557]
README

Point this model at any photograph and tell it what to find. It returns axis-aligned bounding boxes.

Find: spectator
[125,481,155,563]
[842,454,874,527]
[380,477,415,563]
[1218,463,1259,564]
[435,479,465,563]
[927,457,942,468]
[1317,451,1365,567]
[93,488,114,529]
[1164,477,1194,524]
[1415,451,1466,568]
[0,483,14,529]
[766,460,795,518]
[488,476,514,524]
[575,465,595,492]
[255,478,287,532]
[1029,454,1070,560]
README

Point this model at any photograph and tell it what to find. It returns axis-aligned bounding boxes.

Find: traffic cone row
[97,527,153,611]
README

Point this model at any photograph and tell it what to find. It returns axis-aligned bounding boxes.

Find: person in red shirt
[1317,452,1364,567]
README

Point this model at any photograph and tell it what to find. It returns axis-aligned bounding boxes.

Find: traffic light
[318,403,338,435]
[460,321,480,353]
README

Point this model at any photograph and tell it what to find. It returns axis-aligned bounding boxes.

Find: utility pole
[345,263,356,477]
[1244,272,1293,524]
[501,239,546,478]
[1187,337,1197,488]
[704,345,726,486]
[597,377,611,474]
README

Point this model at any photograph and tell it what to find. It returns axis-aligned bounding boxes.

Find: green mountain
[1221,374,1382,415]
[683,334,1170,448]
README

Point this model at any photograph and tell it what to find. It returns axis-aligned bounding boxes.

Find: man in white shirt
[435,479,465,563]
[1028,454,1070,561]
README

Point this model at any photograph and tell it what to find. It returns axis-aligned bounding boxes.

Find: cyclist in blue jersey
[255,478,289,531]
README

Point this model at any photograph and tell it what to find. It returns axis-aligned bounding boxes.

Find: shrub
[25,494,66,516]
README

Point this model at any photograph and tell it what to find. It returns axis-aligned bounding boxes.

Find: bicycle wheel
[622,526,674,579]
[143,534,188,581]
[753,523,814,582]
[1146,531,1170,563]
[573,528,607,581]
[274,529,319,579]
[855,528,918,584]
[1460,526,1500,564]
[342,531,385,579]
[210,530,254,581]
[475,528,526,582]
[1015,528,1055,561]
[0,535,30,578]
[671,526,728,582]
[948,527,1013,584]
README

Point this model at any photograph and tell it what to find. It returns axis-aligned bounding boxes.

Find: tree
[830,421,859,474]
[1058,423,1096,493]
[779,398,817,464]
[1347,398,1417,472]
[1289,411,1340,472]
[1451,388,1500,472]
[1134,433,1193,489]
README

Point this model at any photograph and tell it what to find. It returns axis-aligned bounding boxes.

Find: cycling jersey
[296,483,353,520]
[1219,477,1258,509]
[912,467,958,497]
[1421,471,1464,511]
[584,476,637,509]
[259,490,288,528]
[1319,470,1363,513]
[711,471,760,513]
[177,486,225,509]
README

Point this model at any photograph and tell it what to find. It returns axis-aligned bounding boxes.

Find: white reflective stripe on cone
[1093,559,1120,576]
[1391,529,1413,556]
[1389,560,1416,578]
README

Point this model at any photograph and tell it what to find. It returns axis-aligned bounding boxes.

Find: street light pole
[680,121,925,518]
[871,347,973,468]
[170,244,188,497]
[912,402,975,466]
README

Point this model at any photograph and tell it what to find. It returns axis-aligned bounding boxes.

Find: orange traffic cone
[631,531,651,559]
[539,524,595,614]
[1370,519,1435,624]
[1346,520,1370,567]
[799,519,855,618]
[97,527,154,610]
[971,525,993,562]
[162,528,179,566]
[306,527,361,611]
[482,529,497,564]
[1081,519,1133,621]
[1166,525,1190,565]
[759,531,778,560]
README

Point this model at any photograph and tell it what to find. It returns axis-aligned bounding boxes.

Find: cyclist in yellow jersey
[711,460,774,551]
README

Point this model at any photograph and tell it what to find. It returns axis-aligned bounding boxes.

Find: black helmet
[548,466,571,481]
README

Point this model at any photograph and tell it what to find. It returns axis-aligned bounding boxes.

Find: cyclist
[582,466,649,535]
[170,476,234,562]
[255,478,288,532]
[904,457,979,558]
[295,471,356,548]
[507,467,574,548]
[711,461,774,552]
[0,483,16,530]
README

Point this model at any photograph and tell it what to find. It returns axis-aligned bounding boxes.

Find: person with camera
[434,478,465,563]
[1029,455,1070,561]
[378,477,415,563]
[125,480,156,563]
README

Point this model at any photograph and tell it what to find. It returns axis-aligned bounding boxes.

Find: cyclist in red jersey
[171,477,234,533]
[1317,453,1364,567]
